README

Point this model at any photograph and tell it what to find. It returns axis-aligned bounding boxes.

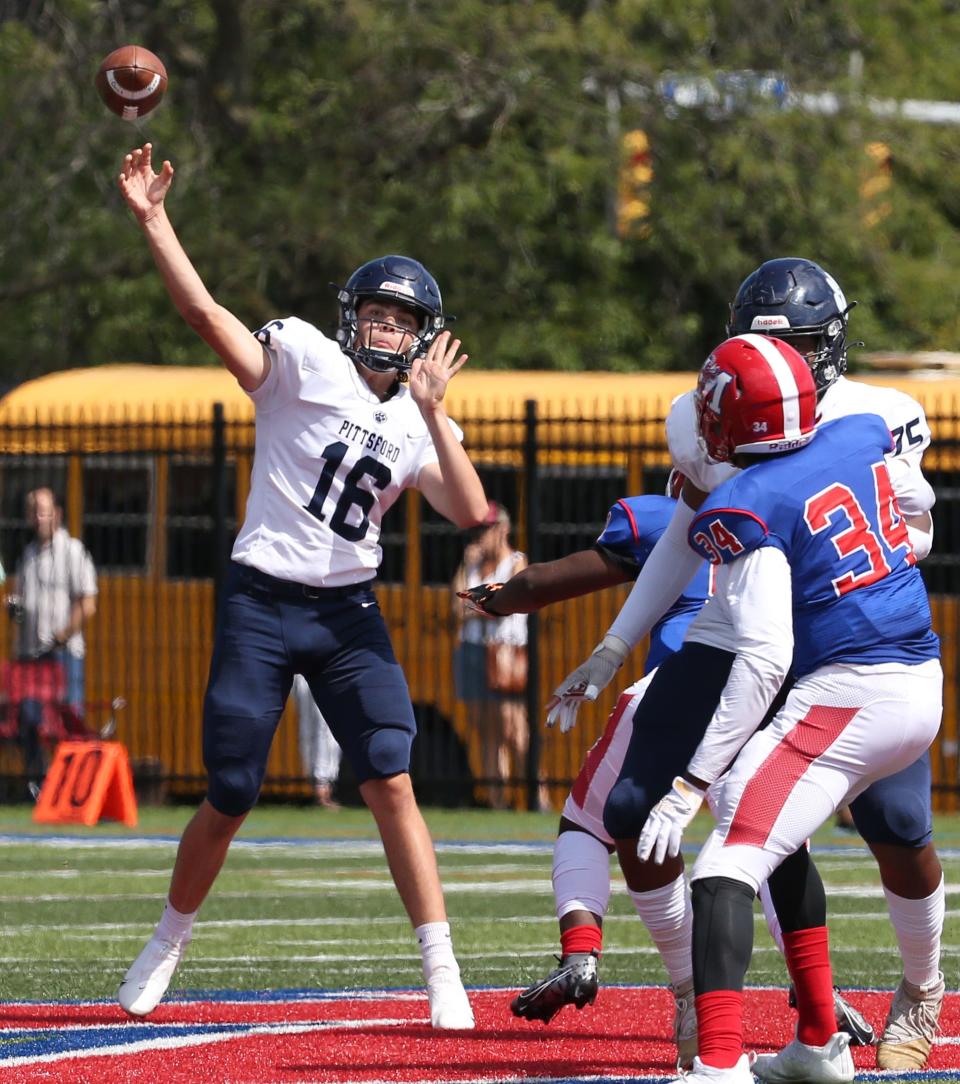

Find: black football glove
[457,582,506,617]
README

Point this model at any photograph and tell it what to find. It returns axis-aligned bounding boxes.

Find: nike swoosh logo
[361,601,376,608]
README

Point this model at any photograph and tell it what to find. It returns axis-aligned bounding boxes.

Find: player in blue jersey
[550,258,946,1071]
[459,482,710,1063]
[635,334,942,1084]
[113,144,487,1028]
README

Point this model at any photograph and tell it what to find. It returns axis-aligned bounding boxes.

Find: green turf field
[0,805,957,1005]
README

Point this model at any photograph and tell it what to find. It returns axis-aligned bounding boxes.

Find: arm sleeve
[607,495,701,649]
[886,449,935,517]
[907,518,934,562]
[686,547,794,785]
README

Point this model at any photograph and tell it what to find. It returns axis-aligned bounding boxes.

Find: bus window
[166,458,238,578]
[82,456,153,571]
[536,464,628,563]
[378,493,407,584]
[921,468,960,595]
[642,464,672,499]
[0,457,69,571]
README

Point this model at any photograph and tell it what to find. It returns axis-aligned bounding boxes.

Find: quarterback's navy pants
[603,641,933,849]
[203,562,416,816]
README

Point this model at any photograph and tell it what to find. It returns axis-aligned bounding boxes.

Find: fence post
[523,398,542,811]
[212,402,228,614]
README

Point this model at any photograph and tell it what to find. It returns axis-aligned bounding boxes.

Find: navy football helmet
[336,255,444,375]
[726,258,856,394]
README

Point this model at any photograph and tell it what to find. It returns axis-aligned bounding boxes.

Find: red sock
[695,989,744,1069]
[560,924,602,957]
[783,926,835,1046]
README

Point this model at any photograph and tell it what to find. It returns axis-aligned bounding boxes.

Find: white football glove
[637,776,706,865]
[544,634,629,734]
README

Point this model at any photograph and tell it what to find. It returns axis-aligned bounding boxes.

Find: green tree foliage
[2,0,960,390]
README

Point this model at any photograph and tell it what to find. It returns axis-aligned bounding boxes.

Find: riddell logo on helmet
[750,315,791,330]
[378,281,415,297]
[765,436,813,452]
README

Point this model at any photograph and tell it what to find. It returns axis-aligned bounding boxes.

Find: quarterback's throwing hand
[544,634,629,733]
[637,776,706,864]
[457,582,505,617]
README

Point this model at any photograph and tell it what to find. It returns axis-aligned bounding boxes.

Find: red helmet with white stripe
[695,334,818,463]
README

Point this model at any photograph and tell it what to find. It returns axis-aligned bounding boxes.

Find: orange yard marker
[33,740,138,827]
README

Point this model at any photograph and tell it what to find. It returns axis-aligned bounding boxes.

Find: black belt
[234,563,375,600]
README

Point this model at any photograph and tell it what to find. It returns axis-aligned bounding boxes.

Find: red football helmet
[696,334,818,462]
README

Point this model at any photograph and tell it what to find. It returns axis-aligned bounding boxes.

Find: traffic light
[862,141,892,227]
[617,129,652,238]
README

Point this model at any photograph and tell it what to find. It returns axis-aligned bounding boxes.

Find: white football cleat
[118,935,187,1017]
[666,1053,753,1084]
[752,1031,853,1083]
[877,971,944,1070]
[426,969,475,1029]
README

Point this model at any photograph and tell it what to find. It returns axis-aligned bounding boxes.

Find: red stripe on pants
[725,705,859,847]
[570,694,631,808]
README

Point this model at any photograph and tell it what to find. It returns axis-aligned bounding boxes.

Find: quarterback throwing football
[113,144,487,1029]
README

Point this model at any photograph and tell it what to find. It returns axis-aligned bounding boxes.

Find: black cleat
[788,983,876,1046]
[510,951,599,1024]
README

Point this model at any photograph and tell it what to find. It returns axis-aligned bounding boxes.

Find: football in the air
[95,45,167,121]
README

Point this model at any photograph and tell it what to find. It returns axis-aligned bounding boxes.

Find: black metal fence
[0,396,958,810]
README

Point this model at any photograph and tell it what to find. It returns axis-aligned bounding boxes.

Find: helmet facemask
[774,310,853,396]
[337,291,443,378]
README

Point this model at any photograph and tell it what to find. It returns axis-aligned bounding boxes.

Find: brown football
[95,45,167,121]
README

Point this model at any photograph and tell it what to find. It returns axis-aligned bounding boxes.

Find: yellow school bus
[1,363,958,809]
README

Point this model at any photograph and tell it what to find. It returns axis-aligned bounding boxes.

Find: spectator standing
[452,501,534,808]
[8,487,97,785]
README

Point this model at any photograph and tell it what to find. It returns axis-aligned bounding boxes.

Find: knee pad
[692,876,756,993]
[363,727,413,781]
[603,777,656,841]
[851,781,933,848]
[206,758,263,817]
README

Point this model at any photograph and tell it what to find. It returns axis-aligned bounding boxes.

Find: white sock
[155,900,197,945]
[416,921,460,982]
[629,873,693,988]
[883,874,944,988]
[553,829,612,920]
[758,880,785,953]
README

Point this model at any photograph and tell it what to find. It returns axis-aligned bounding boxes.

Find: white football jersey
[665,375,934,514]
[231,317,462,587]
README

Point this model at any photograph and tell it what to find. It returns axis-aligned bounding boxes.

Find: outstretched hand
[457,582,506,618]
[118,143,174,223]
[409,330,467,412]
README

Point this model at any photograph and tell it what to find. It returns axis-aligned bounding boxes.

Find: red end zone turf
[1,986,957,1083]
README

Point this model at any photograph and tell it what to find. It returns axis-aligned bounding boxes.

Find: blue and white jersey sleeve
[688,485,771,567]
[595,496,667,574]
[249,316,340,413]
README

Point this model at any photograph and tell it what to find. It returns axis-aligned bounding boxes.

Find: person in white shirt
[114,143,487,1030]
[9,487,97,784]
